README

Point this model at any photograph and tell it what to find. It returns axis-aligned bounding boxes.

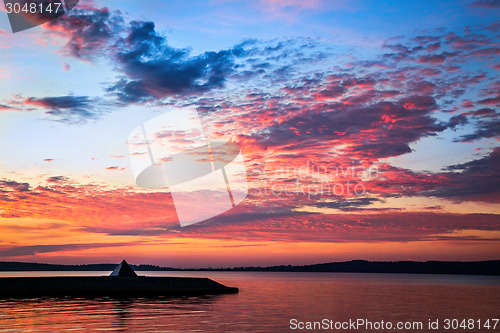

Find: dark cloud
[359,147,500,203]
[470,0,500,9]
[477,95,500,106]
[342,78,377,88]
[448,114,468,129]
[46,8,124,60]
[23,95,100,123]
[463,108,497,117]
[426,148,500,202]
[0,180,32,210]
[0,104,17,111]
[417,52,457,64]
[470,47,500,57]
[243,95,461,159]
[382,43,411,54]
[426,42,441,52]
[423,205,443,210]
[26,95,89,109]
[0,180,30,193]
[47,10,239,102]
[0,243,133,257]
[106,78,151,103]
[351,142,412,158]
[47,176,69,183]
[446,147,500,174]
[314,85,346,100]
[412,35,441,44]
[111,21,237,100]
[314,197,381,211]
[457,118,500,142]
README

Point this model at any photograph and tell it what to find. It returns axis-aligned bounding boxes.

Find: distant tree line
[0,260,498,275]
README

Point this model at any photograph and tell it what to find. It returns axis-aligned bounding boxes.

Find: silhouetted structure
[110,260,138,277]
[0,260,238,298]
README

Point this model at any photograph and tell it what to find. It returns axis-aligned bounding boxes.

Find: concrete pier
[0,260,238,297]
[0,276,238,297]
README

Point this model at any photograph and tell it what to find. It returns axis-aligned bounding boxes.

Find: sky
[0,0,499,268]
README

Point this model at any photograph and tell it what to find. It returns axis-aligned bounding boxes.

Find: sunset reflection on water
[0,271,498,332]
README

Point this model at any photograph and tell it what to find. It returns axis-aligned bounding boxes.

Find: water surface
[0,271,498,332]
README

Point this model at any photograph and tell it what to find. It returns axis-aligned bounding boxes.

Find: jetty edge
[0,260,238,297]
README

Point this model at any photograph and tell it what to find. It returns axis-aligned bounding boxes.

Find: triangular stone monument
[110,260,138,277]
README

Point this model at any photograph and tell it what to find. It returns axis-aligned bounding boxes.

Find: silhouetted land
[0,260,498,276]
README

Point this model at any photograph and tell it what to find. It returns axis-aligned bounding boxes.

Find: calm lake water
[0,271,498,332]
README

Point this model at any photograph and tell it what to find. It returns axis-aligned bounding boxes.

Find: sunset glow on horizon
[0,0,499,268]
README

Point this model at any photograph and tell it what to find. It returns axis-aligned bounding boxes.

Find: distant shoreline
[0,260,498,276]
